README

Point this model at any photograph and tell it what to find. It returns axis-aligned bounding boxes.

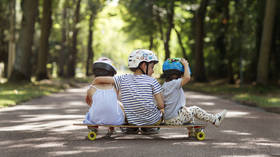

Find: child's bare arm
[92,76,115,85]
[180,58,191,86]
[154,93,165,110]
[86,88,94,106]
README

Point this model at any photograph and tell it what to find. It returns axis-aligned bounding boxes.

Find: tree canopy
[0,0,279,85]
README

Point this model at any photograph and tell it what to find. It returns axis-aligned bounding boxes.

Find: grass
[184,81,280,108]
[0,81,68,108]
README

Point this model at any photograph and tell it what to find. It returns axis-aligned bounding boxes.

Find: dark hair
[163,69,183,82]
[92,62,116,77]
[129,61,157,73]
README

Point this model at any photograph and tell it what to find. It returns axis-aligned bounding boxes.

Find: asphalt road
[0,85,280,157]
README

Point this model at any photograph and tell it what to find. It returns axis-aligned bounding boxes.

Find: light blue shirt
[84,86,125,125]
[162,78,186,120]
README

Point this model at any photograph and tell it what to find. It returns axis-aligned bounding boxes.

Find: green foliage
[0,82,64,108]
[0,0,279,84]
[119,0,157,44]
[185,82,280,107]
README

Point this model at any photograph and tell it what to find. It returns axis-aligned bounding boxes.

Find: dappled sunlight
[199,102,216,106]
[67,88,86,93]
[19,114,84,121]
[226,111,249,118]
[172,141,206,146]
[241,138,280,148]
[67,101,84,106]
[9,143,35,149]
[34,142,64,148]
[221,130,251,136]
[256,142,280,147]
[48,150,83,156]
[160,134,187,139]
[1,85,279,157]
[211,142,254,149]
[0,117,84,131]
[185,93,218,100]
[0,104,54,112]
[0,113,84,131]
[221,154,271,157]
[48,146,126,156]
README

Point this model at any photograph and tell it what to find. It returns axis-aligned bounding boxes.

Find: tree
[36,0,53,80]
[120,0,158,49]
[0,1,9,78]
[86,0,105,76]
[174,28,187,59]
[9,0,38,82]
[67,0,81,77]
[57,0,68,77]
[7,0,16,78]
[194,0,208,82]
[257,0,277,85]
[163,0,175,60]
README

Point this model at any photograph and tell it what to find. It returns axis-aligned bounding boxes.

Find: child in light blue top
[84,57,125,133]
[162,58,227,127]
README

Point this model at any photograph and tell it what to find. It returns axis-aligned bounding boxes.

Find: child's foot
[88,126,98,133]
[213,110,227,127]
[140,127,160,135]
[106,128,116,137]
[122,127,139,134]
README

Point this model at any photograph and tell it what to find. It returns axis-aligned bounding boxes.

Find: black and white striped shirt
[114,74,162,125]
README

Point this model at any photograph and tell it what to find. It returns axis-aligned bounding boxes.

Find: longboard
[74,123,206,141]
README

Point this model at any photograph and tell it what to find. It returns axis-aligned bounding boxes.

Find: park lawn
[184,82,280,108]
[0,81,66,108]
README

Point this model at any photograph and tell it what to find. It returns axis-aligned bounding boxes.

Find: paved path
[0,85,280,157]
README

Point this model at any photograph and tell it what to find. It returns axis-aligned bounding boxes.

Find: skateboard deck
[74,123,207,141]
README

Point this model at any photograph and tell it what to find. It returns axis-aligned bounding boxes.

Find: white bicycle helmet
[93,57,117,75]
[128,49,159,68]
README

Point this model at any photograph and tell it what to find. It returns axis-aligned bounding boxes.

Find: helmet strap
[139,62,148,75]
[145,62,149,75]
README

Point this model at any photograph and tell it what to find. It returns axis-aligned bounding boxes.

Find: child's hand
[160,108,165,114]
[180,58,189,66]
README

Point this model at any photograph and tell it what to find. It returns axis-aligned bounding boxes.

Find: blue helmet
[162,58,184,73]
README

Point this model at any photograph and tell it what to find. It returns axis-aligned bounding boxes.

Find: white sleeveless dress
[83,86,125,125]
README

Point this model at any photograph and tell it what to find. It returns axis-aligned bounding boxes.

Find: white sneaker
[214,110,227,127]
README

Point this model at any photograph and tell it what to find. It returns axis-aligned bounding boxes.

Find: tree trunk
[149,35,154,50]
[194,0,208,82]
[224,0,235,84]
[249,0,265,82]
[257,0,277,85]
[8,0,16,78]
[58,2,68,77]
[9,0,38,82]
[86,13,94,76]
[174,28,187,59]
[163,0,175,60]
[67,0,81,77]
[156,8,164,48]
[36,0,52,80]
